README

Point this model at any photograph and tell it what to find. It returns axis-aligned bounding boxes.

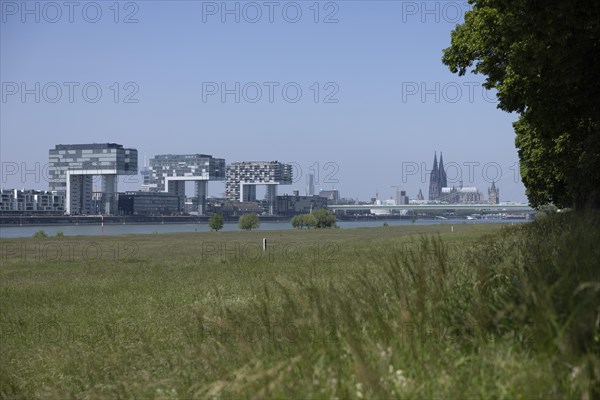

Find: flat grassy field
[1,220,598,399]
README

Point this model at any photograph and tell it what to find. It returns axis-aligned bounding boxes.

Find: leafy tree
[311,209,336,229]
[291,214,304,229]
[291,210,335,229]
[291,213,318,229]
[238,213,260,230]
[33,230,47,238]
[535,204,559,219]
[303,213,317,229]
[208,213,224,232]
[442,0,600,209]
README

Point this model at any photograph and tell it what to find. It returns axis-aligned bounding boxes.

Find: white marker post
[262,238,267,252]
[451,226,454,233]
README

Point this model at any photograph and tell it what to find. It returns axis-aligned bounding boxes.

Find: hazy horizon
[1,1,528,202]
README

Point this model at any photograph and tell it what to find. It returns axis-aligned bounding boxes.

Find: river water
[0,218,527,239]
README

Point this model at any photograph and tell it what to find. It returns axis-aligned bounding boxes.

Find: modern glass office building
[0,189,65,214]
[226,161,293,214]
[142,154,225,214]
[48,143,138,215]
[118,191,181,216]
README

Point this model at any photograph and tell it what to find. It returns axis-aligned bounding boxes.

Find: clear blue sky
[0,0,527,202]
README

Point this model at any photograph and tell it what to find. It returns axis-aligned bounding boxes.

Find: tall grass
[195,214,599,398]
[471,213,600,397]
[1,218,598,398]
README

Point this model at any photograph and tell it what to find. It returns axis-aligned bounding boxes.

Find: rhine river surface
[0,219,527,239]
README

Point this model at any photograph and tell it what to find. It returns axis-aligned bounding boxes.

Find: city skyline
[1,2,527,202]
[1,144,510,205]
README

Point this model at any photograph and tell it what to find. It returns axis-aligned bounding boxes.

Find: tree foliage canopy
[442,0,600,208]
[291,214,316,229]
[208,213,224,232]
[310,209,337,229]
[291,209,336,229]
[238,213,260,230]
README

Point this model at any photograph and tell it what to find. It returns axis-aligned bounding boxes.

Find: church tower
[488,181,500,204]
[428,152,440,200]
[439,152,447,189]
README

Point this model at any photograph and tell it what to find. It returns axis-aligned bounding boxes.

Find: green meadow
[1,216,598,399]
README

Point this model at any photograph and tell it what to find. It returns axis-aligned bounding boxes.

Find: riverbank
[1,216,597,398]
[0,214,286,226]
[0,213,525,227]
[0,218,527,239]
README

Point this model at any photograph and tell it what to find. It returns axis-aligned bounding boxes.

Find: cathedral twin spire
[428,152,447,201]
[426,152,499,203]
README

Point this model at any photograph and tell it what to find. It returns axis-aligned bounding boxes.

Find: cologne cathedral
[427,152,499,204]
[428,152,448,201]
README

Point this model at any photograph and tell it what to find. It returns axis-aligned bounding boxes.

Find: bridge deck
[329,204,534,212]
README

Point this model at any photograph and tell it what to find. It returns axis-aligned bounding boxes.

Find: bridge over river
[328,203,534,213]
